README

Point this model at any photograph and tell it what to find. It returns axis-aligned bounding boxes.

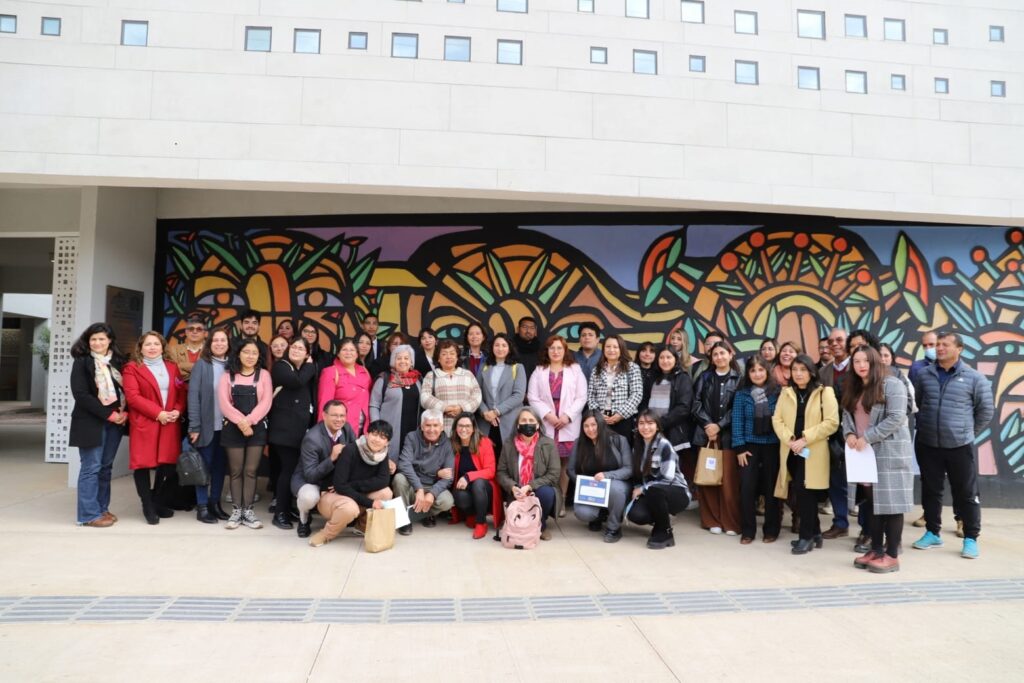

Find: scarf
[515,433,539,485]
[91,351,123,407]
[356,435,388,466]
[388,367,421,389]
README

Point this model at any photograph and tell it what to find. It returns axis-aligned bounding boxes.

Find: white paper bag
[382,498,411,529]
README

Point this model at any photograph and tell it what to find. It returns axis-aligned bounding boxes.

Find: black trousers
[786,454,824,540]
[738,442,781,539]
[627,486,689,533]
[917,442,981,539]
[453,478,492,521]
[274,445,300,512]
[133,464,175,500]
[870,513,904,558]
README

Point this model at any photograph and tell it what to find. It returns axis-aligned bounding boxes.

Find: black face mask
[517,424,538,437]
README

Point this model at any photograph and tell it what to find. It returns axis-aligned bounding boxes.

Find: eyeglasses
[186,326,205,332]
[456,424,474,430]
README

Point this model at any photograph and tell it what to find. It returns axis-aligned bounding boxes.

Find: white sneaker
[709,526,723,535]
[241,508,263,529]
[253,492,261,503]
[225,508,242,530]
[725,530,738,536]
[225,491,233,504]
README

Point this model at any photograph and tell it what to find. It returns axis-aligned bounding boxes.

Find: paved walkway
[1,421,1023,682]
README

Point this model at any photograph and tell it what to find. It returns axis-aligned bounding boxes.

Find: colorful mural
[156,218,1024,490]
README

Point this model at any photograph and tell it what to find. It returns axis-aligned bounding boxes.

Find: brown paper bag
[695,442,724,486]
[364,507,396,553]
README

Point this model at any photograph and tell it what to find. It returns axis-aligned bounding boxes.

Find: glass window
[933,28,948,45]
[680,1,704,23]
[626,0,649,19]
[633,49,657,75]
[891,73,906,91]
[797,66,820,90]
[735,60,758,85]
[579,0,594,11]
[497,0,527,13]
[348,32,368,50]
[735,11,758,35]
[41,17,61,36]
[120,20,148,46]
[444,36,471,61]
[989,26,1004,42]
[245,26,272,52]
[991,81,1006,98]
[689,55,705,72]
[797,11,825,39]
[0,15,16,33]
[497,39,522,65]
[845,70,867,94]
[392,33,418,58]
[844,14,866,38]
[934,77,949,94]
[293,29,320,54]
[590,46,607,64]
[884,18,905,41]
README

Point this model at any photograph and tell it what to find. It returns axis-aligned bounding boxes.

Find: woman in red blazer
[449,412,503,539]
[123,331,186,525]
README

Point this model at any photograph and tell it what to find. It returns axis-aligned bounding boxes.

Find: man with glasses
[819,327,851,539]
[170,314,207,382]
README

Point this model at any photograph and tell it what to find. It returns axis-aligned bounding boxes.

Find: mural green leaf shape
[349,250,380,293]
[677,263,703,280]
[807,255,825,278]
[973,299,993,326]
[170,246,195,278]
[665,279,690,304]
[538,271,570,305]
[485,252,512,296]
[1001,412,1024,470]
[525,254,550,295]
[200,238,244,276]
[939,296,977,332]
[893,234,910,285]
[990,291,1024,307]
[644,275,666,307]
[293,242,337,280]
[242,237,260,270]
[456,272,496,306]
[764,304,778,339]
[901,291,928,323]
[725,308,750,337]
[715,283,747,298]
[282,241,302,269]
[666,237,683,268]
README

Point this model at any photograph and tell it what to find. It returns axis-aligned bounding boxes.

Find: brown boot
[867,554,900,573]
[822,525,849,539]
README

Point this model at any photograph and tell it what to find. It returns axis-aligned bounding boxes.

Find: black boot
[791,538,817,554]
[790,534,824,548]
[152,488,174,518]
[647,526,675,550]
[140,491,159,525]
[296,516,311,538]
[209,501,230,521]
[196,505,217,524]
[272,511,293,530]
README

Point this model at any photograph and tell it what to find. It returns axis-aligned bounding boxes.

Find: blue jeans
[76,423,123,523]
[195,432,227,506]
[533,485,557,530]
[828,458,849,529]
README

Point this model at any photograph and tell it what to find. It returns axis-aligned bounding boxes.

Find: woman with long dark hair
[496,407,561,541]
[586,334,643,439]
[414,327,439,377]
[460,322,489,380]
[477,332,526,456]
[772,341,801,387]
[626,411,691,549]
[69,323,128,527]
[732,355,781,543]
[268,336,317,530]
[568,410,633,542]
[449,413,502,539]
[187,325,233,523]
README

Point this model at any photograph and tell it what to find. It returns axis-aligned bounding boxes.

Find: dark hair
[385,331,407,349]
[707,340,740,374]
[275,318,295,333]
[879,342,896,362]
[354,332,373,364]
[70,323,126,362]
[517,316,537,327]
[847,328,881,353]
[449,412,480,453]
[577,321,601,338]
[201,325,233,362]
[576,410,612,476]
[652,346,680,381]
[703,330,723,344]
[298,319,319,336]
[759,338,778,353]
[418,327,437,341]
[366,420,394,441]
[842,345,887,413]
[632,410,663,478]
[489,332,519,364]
[635,341,657,366]
[601,334,632,374]
[239,309,262,323]
[132,331,169,364]
[335,337,358,362]
[740,355,778,393]
[778,340,803,360]
[539,334,575,367]
[184,314,207,327]
[323,399,346,415]
[463,322,487,350]
[229,339,261,374]
[436,339,460,358]
[269,335,289,360]
[789,354,821,390]
[285,337,312,369]
[936,330,965,349]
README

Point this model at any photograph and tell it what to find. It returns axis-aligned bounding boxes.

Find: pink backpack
[500,495,543,550]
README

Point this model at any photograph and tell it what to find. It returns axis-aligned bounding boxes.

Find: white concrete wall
[0,1,1021,224]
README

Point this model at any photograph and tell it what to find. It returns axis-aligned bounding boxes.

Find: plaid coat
[841,376,914,514]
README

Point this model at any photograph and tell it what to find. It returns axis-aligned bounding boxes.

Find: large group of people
[70,308,994,570]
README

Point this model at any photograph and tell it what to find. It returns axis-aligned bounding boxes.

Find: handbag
[364,507,396,553]
[176,441,209,487]
[695,439,724,486]
[820,393,844,466]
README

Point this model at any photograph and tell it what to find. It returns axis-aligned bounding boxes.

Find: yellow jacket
[772,385,839,496]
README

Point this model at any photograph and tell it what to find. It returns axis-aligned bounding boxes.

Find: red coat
[123,360,186,470]
[453,436,504,527]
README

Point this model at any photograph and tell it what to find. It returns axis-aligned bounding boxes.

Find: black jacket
[268,359,317,447]
[69,355,125,448]
[332,442,391,508]
[691,368,741,449]
[650,369,695,449]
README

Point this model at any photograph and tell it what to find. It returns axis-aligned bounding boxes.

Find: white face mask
[924,347,936,361]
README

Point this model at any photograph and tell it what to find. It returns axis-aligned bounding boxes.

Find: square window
[497,0,527,13]
[445,36,471,61]
[735,60,758,85]
[797,66,820,90]
[245,26,272,52]
[293,29,320,54]
[497,39,522,65]
[933,28,948,45]
[633,49,657,75]
[891,73,906,91]
[579,0,594,11]
[735,11,758,35]
[41,17,61,36]
[991,81,1006,98]
[689,54,705,73]
[989,25,1004,42]
[934,77,949,94]
[681,1,704,24]
[846,70,867,94]
[349,32,368,50]
[884,18,905,42]
[844,14,867,38]
[626,0,649,19]
[392,33,418,59]
[120,20,148,46]
[797,10,825,39]
[0,15,16,33]
[590,46,607,64]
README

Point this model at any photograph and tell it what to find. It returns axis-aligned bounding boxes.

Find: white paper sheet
[845,443,878,484]
[382,498,411,529]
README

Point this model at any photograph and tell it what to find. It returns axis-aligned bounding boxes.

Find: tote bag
[364,508,396,553]
[694,440,724,486]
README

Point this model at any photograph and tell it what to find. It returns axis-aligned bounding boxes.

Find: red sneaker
[854,551,882,569]
[867,554,900,574]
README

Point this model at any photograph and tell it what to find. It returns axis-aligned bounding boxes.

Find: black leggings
[453,478,492,521]
[133,464,175,501]
[627,486,689,533]
[274,445,300,513]
[871,513,904,558]
[787,454,824,540]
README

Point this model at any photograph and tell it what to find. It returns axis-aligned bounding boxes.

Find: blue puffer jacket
[912,361,994,449]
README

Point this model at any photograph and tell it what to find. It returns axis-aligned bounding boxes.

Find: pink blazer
[527,363,589,443]
[318,360,371,434]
